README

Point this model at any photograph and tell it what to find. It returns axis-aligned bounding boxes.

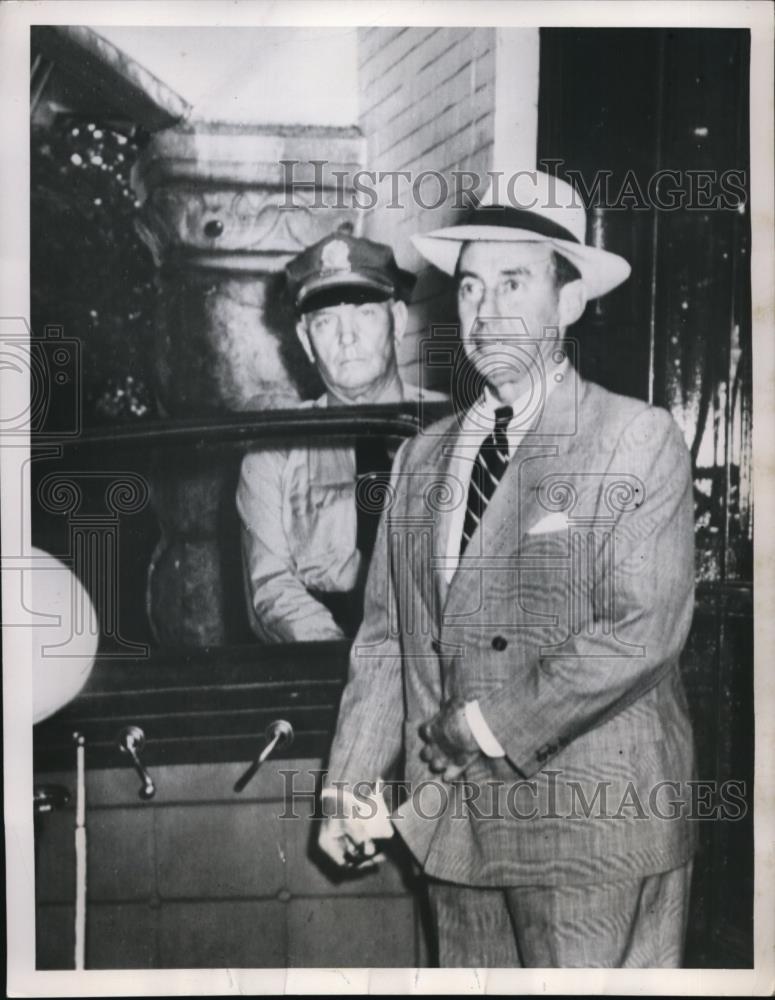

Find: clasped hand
[418,697,480,781]
[318,782,393,870]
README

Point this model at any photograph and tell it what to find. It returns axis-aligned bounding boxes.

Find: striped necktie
[459,405,514,558]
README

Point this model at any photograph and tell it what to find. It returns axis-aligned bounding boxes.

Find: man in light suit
[318,171,696,967]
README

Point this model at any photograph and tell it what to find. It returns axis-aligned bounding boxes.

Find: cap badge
[321,239,351,272]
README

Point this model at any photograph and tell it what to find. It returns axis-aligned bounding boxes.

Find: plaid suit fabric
[428,861,693,967]
[326,369,697,963]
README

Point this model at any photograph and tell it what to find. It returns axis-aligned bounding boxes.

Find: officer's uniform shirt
[236,380,443,644]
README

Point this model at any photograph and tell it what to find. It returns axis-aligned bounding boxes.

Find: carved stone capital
[132,123,366,271]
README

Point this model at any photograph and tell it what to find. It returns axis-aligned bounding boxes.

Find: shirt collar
[474,357,570,430]
[323,373,405,408]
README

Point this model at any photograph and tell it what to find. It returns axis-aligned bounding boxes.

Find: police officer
[236,231,446,643]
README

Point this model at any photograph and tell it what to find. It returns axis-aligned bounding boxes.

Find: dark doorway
[538,28,753,968]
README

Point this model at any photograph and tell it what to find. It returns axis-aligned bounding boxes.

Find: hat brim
[412,226,631,300]
[297,272,395,310]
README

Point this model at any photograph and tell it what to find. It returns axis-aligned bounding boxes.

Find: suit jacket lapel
[395,420,460,629]
[443,368,586,619]
[431,423,462,614]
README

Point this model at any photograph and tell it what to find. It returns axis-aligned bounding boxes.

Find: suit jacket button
[491,635,508,652]
[431,639,441,654]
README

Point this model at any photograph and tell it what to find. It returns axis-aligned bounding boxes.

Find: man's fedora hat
[412,170,631,300]
[286,230,416,314]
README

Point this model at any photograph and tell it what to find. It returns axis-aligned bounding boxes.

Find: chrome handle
[116,725,156,800]
[234,719,294,793]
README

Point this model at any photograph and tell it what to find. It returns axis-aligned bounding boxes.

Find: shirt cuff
[321,782,394,839]
[464,700,506,757]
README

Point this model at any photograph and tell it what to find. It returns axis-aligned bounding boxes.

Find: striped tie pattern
[459,405,514,558]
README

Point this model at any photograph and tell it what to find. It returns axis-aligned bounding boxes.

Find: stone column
[133,123,364,645]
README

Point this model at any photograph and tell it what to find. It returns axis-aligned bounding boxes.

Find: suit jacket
[326,367,697,886]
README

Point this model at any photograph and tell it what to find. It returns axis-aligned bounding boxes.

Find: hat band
[297,271,395,307]
[466,206,581,244]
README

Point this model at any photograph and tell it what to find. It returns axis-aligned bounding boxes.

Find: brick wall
[358,26,496,391]
[35,760,429,969]
[357,26,539,393]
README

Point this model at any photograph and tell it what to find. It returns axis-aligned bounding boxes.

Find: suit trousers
[427,860,693,967]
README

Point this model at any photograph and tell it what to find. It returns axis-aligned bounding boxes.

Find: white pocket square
[527,512,570,535]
